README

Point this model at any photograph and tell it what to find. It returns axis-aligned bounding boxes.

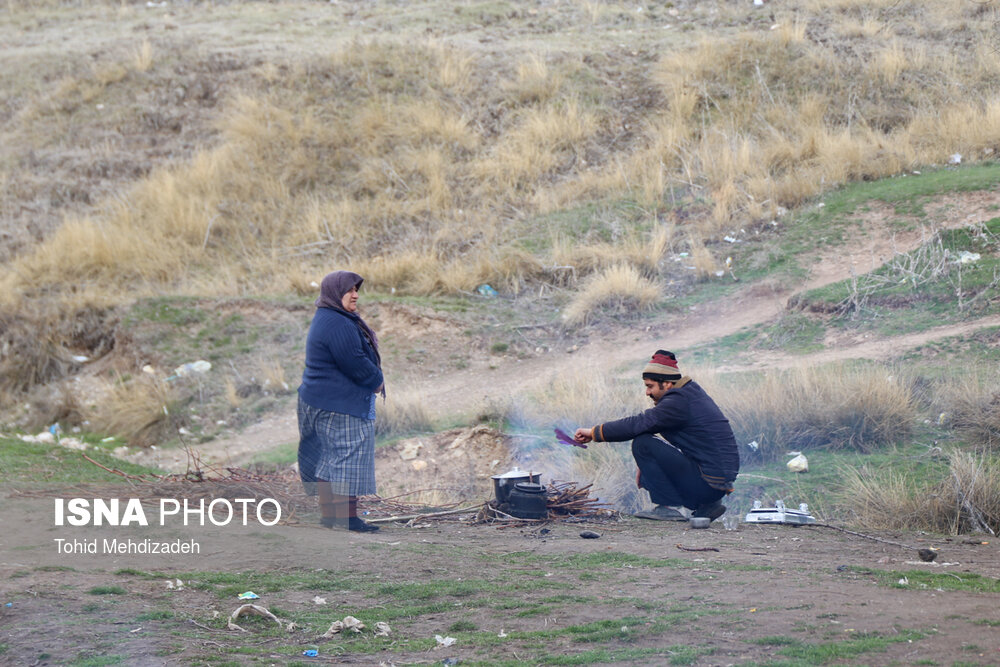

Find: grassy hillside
[1,1,999,534]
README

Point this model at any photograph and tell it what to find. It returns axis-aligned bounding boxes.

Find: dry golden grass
[375,392,435,438]
[561,264,661,325]
[6,3,1000,311]
[223,378,242,409]
[686,235,719,280]
[840,449,1000,534]
[504,54,562,104]
[713,364,917,460]
[83,374,177,447]
[4,1,1000,437]
[131,39,153,73]
[514,368,646,428]
[257,359,291,395]
[938,373,1000,453]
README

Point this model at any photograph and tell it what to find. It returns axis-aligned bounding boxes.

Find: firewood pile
[473,480,618,526]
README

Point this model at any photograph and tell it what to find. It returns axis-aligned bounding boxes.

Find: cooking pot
[507,482,548,519]
[491,468,541,505]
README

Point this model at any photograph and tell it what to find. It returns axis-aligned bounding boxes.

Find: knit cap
[642,350,681,381]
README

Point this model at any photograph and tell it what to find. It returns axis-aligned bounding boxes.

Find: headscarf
[316,271,381,369]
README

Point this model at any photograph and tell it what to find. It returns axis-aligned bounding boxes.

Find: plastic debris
[312,596,327,605]
[498,629,508,638]
[374,621,392,637]
[579,530,601,539]
[302,649,318,657]
[786,453,809,473]
[57,437,87,451]
[165,579,184,590]
[435,634,457,648]
[950,153,962,164]
[746,440,760,452]
[5,602,11,608]
[72,355,89,363]
[322,616,365,637]
[238,591,259,600]
[173,360,212,378]
[227,604,282,632]
[956,251,981,264]
[476,284,498,297]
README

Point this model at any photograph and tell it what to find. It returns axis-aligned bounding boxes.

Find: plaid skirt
[297,396,376,496]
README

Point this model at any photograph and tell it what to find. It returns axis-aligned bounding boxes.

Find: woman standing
[298,271,384,532]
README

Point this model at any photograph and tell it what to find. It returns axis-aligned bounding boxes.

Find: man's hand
[574,427,594,444]
[635,468,643,489]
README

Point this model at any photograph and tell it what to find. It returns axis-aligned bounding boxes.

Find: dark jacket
[298,307,383,419]
[592,379,739,491]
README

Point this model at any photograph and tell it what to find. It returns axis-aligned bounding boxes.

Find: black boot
[693,501,726,521]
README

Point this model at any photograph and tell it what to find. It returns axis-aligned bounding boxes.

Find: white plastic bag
[787,453,809,473]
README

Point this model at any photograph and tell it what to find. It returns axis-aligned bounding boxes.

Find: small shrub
[562,264,661,325]
[839,449,1000,534]
[258,358,292,394]
[940,373,1000,453]
[712,364,917,459]
[83,374,178,447]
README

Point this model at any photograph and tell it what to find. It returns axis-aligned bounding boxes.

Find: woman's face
[341,285,359,312]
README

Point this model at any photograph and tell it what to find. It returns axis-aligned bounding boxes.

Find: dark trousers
[631,433,725,510]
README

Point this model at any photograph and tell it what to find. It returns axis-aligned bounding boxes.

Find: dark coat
[592,379,740,491]
[297,307,383,419]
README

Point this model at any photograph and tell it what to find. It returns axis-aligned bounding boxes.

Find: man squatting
[574,350,740,522]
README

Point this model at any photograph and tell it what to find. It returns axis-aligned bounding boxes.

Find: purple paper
[554,427,587,449]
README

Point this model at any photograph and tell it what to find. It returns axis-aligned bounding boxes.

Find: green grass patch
[899,326,1000,379]
[180,569,360,598]
[0,436,163,485]
[752,635,802,646]
[872,569,1000,593]
[687,312,826,366]
[246,441,298,466]
[731,438,952,520]
[728,163,1000,294]
[777,629,925,664]
[70,657,125,667]
[448,620,477,632]
[135,610,174,621]
[791,216,1000,336]
[86,586,126,596]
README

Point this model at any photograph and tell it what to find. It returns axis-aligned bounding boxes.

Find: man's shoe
[634,505,688,521]
[693,501,726,521]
